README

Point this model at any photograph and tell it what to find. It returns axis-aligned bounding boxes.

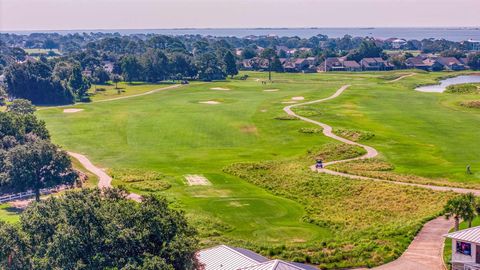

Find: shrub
[299,127,322,134]
[445,83,480,94]
[460,100,480,108]
[274,115,298,120]
[335,128,375,141]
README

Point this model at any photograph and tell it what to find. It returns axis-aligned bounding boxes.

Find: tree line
[0,100,77,200]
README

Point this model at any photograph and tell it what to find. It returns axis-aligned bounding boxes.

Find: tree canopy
[0,188,199,269]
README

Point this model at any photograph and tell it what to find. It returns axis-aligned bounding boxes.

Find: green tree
[112,74,122,89]
[68,65,90,99]
[261,48,277,81]
[141,49,169,82]
[223,51,238,78]
[271,56,284,72]
[121,55,143,82]
[1,136,77,201]
[6,99,36,115]
[0,188,199,269]
[468,53,480,70]
[0,222,28,269]
[444,194,476,231]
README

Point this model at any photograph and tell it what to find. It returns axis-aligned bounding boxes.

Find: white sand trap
[291,96,305,101]
[260,109,267,112]
[210,87,230,91]
[282,101,297,104]
[185,175,211,186]
[199,101,221,105]
[264,89,279,92]
[63,108,84,113]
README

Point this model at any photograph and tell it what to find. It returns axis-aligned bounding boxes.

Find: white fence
[0,185,69,203]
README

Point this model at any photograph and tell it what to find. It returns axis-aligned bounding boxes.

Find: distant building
[444,226,480,270]
[343,60,362,71]
[464,39,480,51]
[197,245,318,270]
[360,57,394,71]
[385,38,407,49]
[436,57,466,71]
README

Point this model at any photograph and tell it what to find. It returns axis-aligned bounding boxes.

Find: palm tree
[260,48,277,81]
[444,194,476,231]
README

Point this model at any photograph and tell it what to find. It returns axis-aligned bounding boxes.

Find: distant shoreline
[2,27,480,41]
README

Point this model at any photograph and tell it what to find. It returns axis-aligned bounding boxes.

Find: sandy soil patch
[240,124,258,134]
[291,96,305,101]
[63,108,84,113]
[199,101,221,105]
[185,174,211,186]
[210,87,230,91]
[281,101,297,104]
[264,89,279,92]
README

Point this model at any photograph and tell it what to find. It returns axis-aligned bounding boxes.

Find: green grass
[23,48,61,55]
[87,81,183,102]
[299,71,480,183]
[0,204,21,223]
[20,70,480,267]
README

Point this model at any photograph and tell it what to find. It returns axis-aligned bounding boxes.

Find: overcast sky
[1,0,479,31]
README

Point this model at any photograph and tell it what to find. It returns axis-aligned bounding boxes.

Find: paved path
[38,84,182,110]
[387,73,416,83]
[282,84,469,270]
[68,152,142,202]
[373,217,453,270]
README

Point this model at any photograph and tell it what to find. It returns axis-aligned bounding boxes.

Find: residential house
[343,60,362,71]
[197,245,318,270]
[391,38,407,49]
[436,57,466,71]
[320,57,345,72]
[406,56,431,71]
[444,226,480,270]
[360,57,394,71]
[464,39,480,51]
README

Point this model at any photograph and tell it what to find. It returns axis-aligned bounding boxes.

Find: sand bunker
[264,89,279,92]
[185,175,211,186]
[260,109,267,113]
[199,101,221,105]
[210,87,230,91]
[63,108,84,113]
[291,96,305,101]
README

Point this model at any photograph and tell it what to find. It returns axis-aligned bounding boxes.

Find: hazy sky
[1,0,479,31]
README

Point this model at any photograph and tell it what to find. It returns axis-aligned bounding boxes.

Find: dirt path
[282,84,474,270]
[68,152,142,202]
[388,73,416,83]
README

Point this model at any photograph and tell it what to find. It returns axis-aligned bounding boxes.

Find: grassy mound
[224,144,453,268]
[110,168,172,192]
[460,100,480,108]
[334,128,375,141]
[445,83,480,94]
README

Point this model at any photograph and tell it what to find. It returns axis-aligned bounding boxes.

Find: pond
[415,75,480,93]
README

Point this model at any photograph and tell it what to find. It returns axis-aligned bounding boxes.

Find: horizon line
[2,26,480,33]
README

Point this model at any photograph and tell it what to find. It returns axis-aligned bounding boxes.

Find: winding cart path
[68,152,142,202]
[282,83,474,270]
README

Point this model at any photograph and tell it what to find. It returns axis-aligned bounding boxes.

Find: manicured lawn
[86,81,183,102]
[302,71,480,183]
[23,70,478,267]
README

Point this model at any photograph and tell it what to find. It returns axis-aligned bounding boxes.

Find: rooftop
[444,226,480,243]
